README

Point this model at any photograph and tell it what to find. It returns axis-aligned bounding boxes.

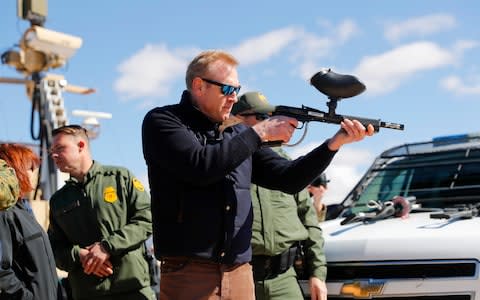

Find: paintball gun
[430,204,480,222]
[267,68,404,146]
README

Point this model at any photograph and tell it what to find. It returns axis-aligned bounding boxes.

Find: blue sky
[1,1,479,204]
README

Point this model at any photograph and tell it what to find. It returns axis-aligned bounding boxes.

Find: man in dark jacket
[142,50,374,300]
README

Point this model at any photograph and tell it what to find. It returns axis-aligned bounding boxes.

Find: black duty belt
[251,244,298,281]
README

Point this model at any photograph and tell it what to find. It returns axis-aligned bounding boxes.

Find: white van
[308,133,480,300]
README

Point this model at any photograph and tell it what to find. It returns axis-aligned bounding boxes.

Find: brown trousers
[159,257,255,300]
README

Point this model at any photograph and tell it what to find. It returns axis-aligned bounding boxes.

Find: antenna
[72,110,113,139]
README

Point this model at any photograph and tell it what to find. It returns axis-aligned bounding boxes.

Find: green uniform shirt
[251,148,327,280]
[48,161,153,299]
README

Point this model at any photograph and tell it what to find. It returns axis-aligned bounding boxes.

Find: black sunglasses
[239,113,270,121]
[201,78,241,96]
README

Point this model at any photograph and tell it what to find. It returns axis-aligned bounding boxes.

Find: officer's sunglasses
[239,113,270,121]
[201,78,241,96]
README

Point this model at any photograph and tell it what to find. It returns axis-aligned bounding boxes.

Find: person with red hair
[0,143,58,300]
[0,143,40,200]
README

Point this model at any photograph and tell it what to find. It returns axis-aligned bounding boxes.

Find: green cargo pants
[254,267,304,300]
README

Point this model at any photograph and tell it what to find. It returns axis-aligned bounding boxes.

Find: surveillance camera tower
[0,1,108,199]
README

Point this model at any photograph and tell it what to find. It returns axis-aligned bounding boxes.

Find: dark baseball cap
[231,91,275,115]
[310,173,330,187]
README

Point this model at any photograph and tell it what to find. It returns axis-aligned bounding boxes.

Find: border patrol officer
[48,125,155,300]
[232,92,328,300]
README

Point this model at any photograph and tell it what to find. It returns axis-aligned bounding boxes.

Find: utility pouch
[293,241,308,279]
[252,243,300,281]
[278,245,297,273]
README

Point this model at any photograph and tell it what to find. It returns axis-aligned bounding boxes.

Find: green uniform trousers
[254,267,304,300]
[79,286,156,300]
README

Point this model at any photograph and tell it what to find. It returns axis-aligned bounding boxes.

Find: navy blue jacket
[142,91,336,264]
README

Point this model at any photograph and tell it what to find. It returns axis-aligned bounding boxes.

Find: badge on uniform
[103,186,118,203]
[133,178,145,192]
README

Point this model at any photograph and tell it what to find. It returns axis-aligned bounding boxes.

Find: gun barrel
[380,121,405,131]
[343,115,404,131]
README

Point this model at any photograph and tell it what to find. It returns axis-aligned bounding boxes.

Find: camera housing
[8,1,83,74]
[22,26,83,63]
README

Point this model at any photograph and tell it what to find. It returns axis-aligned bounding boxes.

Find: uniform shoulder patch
[132,178,145,192]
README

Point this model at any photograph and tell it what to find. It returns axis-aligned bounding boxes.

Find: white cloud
[441,75,480,95]
[452,39,480,55]
[385,13,456,42]
[114,29,301,101]
[293,19,359,80]
[337,19,359,43]
[113,20,359,101]
[232,19,359,81]
[292,32,333,80]
[230,27,302,66]
[287,142,374,205]
[354,41,454,95]
[114,44,198,100]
